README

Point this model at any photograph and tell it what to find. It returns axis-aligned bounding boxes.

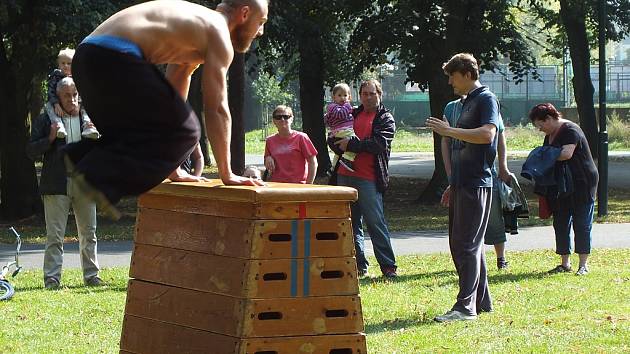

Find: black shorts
[67,42,200,204]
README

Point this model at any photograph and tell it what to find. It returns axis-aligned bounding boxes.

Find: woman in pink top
[264,105,318,184]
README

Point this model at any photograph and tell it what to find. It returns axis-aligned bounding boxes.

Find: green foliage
[608,111,630,149]
[253,1,372,87]
[0,0,130,83]
[524,0,630,60]
[349,0,539,89]
[251,72,294,113]
[504,124,544,151]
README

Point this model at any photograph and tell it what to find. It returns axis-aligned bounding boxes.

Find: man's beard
[232,24,253,53]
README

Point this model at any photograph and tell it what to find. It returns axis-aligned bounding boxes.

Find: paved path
[247,151,630,188]
[1,223,628,270]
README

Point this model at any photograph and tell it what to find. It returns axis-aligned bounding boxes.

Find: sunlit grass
[1,250,628,352]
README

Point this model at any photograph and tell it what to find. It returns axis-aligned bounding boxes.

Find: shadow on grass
[11,284,128,293]
[359,270,458,289]
[488,270,549,283]
[365,313,436,334]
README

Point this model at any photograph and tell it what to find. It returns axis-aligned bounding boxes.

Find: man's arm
[441,135,452,178]
[26,113,58,160]
[426,117,496,144]
[201,35,261,186]
[497,130,511,182]
[190,143,204,177]
[306,155,318,184]
[165,64,199,100]
[557,144,577,161]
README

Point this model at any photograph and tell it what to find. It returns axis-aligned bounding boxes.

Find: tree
[0,1,131,221]
[229,53,246,175]
[350,0,538,203]
[526,0,630,158]
[251,72,294,139]
[254,0,371,176]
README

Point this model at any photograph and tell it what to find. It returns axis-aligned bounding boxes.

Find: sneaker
[497,257,509,270]
[64,155,122,221]
[381,265,398,278]
[478,307,493,314]
[434,310,477,322]
[575,266,589,276]
[44,278,60,290]
[85,276,105,287]
[81,126,100,139]
[56,124,67,139]
[338,157,355,172]
[548,264,572,274]
[358,269,369,278]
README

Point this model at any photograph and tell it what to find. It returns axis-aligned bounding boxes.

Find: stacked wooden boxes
[119,180,367,354]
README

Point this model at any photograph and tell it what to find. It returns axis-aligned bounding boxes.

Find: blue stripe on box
[290,220,298,297]
[303,220,311,296]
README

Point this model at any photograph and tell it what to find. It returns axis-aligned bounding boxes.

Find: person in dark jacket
[26,77,103,289]
[529,103,598,276]
[329,79,398,279]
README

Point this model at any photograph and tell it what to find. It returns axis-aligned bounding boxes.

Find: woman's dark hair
[528,102,561,122]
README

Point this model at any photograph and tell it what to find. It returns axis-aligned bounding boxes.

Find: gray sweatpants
[449,186,493,316]
[43,178,99,283]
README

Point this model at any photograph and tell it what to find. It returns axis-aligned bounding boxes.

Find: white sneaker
[81,126,100,139]
[576,266,589,276]
[56,124,67,139]
[434,310,477,322]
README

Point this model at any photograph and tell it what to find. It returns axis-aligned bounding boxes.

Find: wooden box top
[146,180,358,203]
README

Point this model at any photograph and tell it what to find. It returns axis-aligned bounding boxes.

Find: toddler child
[243,165,262,180]
[324,83,356,172]
[46,48,99,139]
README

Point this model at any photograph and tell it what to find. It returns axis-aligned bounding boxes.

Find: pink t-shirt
[264,131,318,184]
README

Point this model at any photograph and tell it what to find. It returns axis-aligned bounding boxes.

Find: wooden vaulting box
[120,180,368,354]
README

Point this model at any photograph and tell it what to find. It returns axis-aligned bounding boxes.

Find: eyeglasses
[273,114,292,120]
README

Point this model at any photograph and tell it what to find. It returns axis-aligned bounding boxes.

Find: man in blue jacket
[426,53,500,322]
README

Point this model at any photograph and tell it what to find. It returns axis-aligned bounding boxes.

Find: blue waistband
[81,35,144,59]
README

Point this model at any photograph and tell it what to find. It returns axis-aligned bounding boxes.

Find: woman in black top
[529,103,599,276]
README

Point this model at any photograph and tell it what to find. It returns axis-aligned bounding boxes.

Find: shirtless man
[66,0,267,219]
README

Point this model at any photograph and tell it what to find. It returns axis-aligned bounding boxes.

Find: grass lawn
[383,178,630,232]
[244,119,630,154]
[1,249,628,352]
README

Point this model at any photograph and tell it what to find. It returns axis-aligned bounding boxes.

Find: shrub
[608,111,630,149]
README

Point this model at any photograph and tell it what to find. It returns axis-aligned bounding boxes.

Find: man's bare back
[90,1,227,66]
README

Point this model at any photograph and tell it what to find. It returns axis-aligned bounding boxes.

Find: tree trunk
[188,66,211,165]
[417,70,454,204]
[298,31,331,176]
[559,0,599,157]
[0,62,41,220]
[228,53,246,176]
[416,0,481,203]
